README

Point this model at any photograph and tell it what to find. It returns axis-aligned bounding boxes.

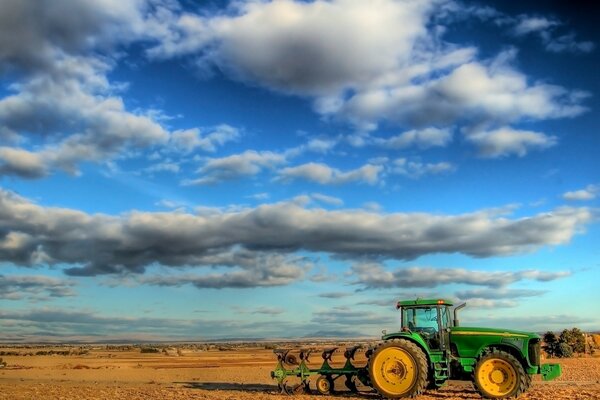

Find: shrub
[560,328,586,353]
[557,342,573,358]
[140,347,160,353]
[543,331,560,357]
[543,327,585,358]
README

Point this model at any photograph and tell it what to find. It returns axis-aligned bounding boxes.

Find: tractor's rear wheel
[368,339,428,398]
[473,350,528,399]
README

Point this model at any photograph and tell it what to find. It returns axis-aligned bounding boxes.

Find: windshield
[402,307,439,333]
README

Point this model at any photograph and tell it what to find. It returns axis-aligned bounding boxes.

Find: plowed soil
[0,347,598,399]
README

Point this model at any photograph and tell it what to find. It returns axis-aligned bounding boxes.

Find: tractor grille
[529,339,541,366]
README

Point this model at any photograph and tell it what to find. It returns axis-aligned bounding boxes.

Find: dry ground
[0,346,599,400]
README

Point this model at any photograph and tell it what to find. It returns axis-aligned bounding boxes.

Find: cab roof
[396,298,454,308]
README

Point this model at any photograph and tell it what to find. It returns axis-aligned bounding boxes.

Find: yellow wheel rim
[316,377,330,393]
[371,346,417,395]
[477,358,517,396]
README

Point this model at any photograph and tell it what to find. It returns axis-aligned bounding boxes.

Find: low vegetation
[543,328,588,358]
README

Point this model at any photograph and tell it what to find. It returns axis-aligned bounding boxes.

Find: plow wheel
[473,350,528,399]
[368,339,427,398]
[316,375,334,395]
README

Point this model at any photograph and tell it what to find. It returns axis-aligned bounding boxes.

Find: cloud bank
[0,189,592,279]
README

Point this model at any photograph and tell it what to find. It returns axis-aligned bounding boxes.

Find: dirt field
[0,346,599,400]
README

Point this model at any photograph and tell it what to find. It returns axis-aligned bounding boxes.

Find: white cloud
[146,1,588,132]
[310,193,344,207]
[277,162,382,185]
[144,161,180,174]
[510,15,594,54]
[155,199,187,209]
[149,0,433,95]
[562,184,599,201]
[0,274,76,300]
[351,264,571,290]
[0,0,201,179]
[184,150,286,185]
[246,192,270,201]
[512,16,559,36]
[467,127,557,158]
[392,158,455,179]
[545,34,595,53]
[0,189,592,276]
[169,124,240,153]
[375,128,453,149]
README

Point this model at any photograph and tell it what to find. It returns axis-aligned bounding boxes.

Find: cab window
[402,307,439,333]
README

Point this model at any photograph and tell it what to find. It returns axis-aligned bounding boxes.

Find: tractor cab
[397,299,454,351]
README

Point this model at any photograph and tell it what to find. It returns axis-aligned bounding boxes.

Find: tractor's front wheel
[368,339,428,398]
[473,350,529,399]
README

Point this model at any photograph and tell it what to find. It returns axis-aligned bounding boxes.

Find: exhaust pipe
[453,303,466,327]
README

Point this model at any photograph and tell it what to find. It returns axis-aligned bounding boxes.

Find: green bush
[560,328,585,353]
[557,342,573,358]
[543,327,585,358]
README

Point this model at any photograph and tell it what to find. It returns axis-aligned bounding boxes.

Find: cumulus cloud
[0,0,243,179]
[467,127,557,158]
[184,150,286,185]
[562,184,599,201]
[375,128,453,149]
[169,124,240,153]
[544,33,595,54]
[0,274,76,300]
[148,0,433,95]
[146,1,588,132]
[0,189,593,277]
[0,0,176,178]
[512,16,559,36]
[0,61,170,177]
[351,264,571,290]
[510,15,594,54]
[144,161,180,174]
[277,162,382,185]
[392,158,455,179]
[137,251,310,289]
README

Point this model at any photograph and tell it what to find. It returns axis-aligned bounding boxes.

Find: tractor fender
[475,344,529,372]
[381,333,431,361]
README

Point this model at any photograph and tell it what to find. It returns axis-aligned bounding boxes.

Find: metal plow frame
[270,346,372,395]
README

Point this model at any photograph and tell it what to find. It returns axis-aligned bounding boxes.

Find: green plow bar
[270,346,371,395]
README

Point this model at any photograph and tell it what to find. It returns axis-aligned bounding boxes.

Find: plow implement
[270,345,372,395]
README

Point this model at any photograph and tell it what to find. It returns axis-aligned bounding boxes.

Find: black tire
[368,339,428,398]
[473,350,529,399]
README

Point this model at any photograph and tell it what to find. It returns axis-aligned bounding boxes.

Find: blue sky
[0,0,598,342]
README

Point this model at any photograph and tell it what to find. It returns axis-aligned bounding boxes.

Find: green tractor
[271,298,561,398]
